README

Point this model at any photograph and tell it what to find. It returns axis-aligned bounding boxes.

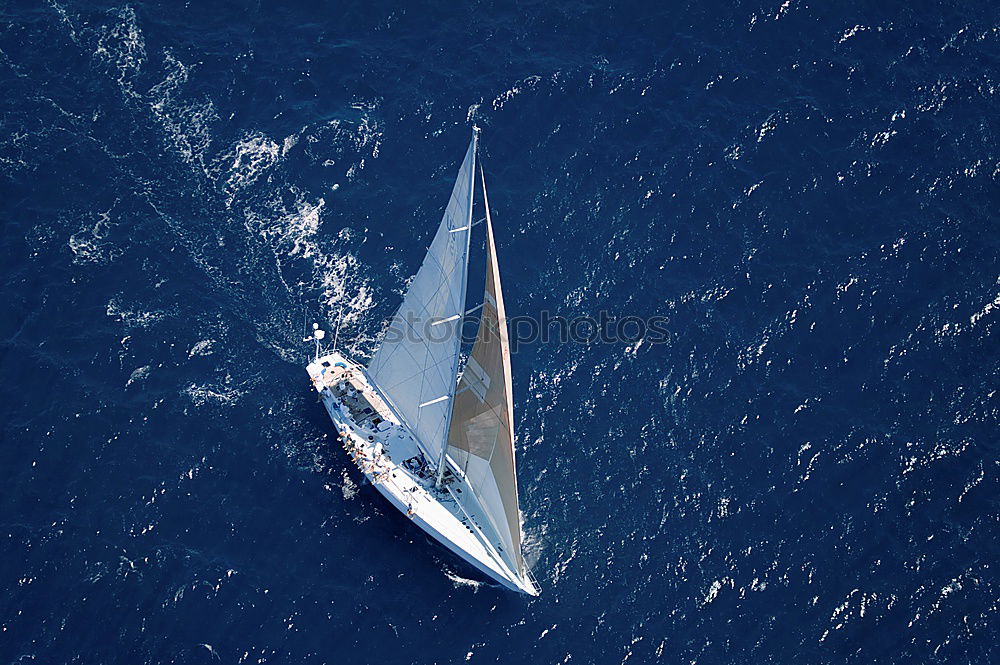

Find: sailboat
[306,129,539,595]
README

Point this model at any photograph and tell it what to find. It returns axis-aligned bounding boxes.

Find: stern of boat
[306,351,355,391]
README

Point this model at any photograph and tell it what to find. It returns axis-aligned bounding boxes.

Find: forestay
[445,167,525,575]
[368,136,476,459]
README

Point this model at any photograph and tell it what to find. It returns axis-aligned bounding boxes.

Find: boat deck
[306,352,536,595]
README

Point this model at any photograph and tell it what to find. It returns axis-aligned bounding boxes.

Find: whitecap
[94,6,146,96]
[126,365,150,388]
[107,298,167,328]
[216,131,282,206]
[183,382,244,407]
[148,51,218,168]
[188,339,215,358]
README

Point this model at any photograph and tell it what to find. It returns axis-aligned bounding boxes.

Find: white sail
[368,135,476,458]
[446,166,525,574]
[310,134,538,594]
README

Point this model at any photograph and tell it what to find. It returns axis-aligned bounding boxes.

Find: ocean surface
[2,1,998,663]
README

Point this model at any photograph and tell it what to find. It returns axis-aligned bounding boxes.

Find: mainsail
[368,136,476,459]
[445,166,524,574]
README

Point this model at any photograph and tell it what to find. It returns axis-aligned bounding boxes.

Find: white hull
[307,352,539,596]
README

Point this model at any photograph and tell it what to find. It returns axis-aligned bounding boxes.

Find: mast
[436,128,478,486]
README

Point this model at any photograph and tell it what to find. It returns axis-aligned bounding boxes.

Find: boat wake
[443,568,485,591]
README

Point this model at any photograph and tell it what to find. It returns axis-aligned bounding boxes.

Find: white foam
[68,232,102,263]
[107,297,167,328]
[68,205,118,264]
[839,25,869,43]
[188,339,215,358]
[94,6,146,96]
[126,365,151,388]
[340,470,359,500]
[148,51,218,168]
[702,577,731,605]
[216,132,282,206]
[444,569,484,590]
[492,75,542,111]
[184,381,244,407]
[969,290,1000,328]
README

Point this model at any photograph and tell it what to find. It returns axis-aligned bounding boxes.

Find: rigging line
[418,233,467,314]
[383,312,454,383]
[332,307,343,353]
[380,353,461,394]
[442,163,472,222]
[435,142,476,231]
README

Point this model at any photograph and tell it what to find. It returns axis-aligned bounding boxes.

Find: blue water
[2,1,998,662]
